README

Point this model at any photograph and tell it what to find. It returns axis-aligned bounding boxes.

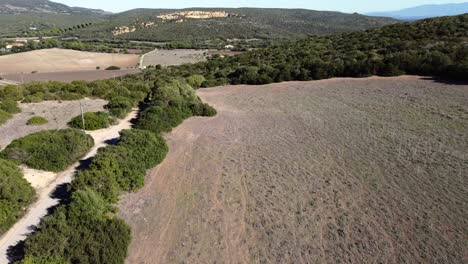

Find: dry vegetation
[0,48,139,74]
[2,69,140,83]
[141,49,207,68]
[119,76,468,263]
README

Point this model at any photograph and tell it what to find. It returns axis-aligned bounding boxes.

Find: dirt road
[119,76,468,263]
[0,110,138,264]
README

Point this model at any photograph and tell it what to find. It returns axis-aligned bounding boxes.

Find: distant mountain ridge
[0,0,110,15]
[0,1,399,39]
[367,2,468,20]
[69,8,399,41]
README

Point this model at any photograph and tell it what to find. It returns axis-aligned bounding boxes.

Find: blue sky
[55,0,468,13]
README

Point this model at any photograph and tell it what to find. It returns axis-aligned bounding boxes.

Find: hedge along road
[0,109,138,264]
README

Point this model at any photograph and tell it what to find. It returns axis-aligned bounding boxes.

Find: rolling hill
[0,0,109,36]
[0,2,399,40]
[367,2,468,20]
[69,8,399,41]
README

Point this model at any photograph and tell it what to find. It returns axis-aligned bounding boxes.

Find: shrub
[0,100,20,114]
[0,85,23,101]
[186,74,206,88]
[104,98,133,119]
[0,109,11,125]
[105,66,121,70]
[27,116,48,126]
[23,188,130,264]
[1,129,94,172]
[68,112,114,130]
[71,129,168,202]
[0,159,35,234]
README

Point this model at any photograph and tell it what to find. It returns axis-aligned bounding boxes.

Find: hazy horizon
[54,0,468,13]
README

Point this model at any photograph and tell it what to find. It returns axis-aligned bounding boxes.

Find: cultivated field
[0,48,140,74]
[0,98,107,149]
[141,49,208,68]
[2,69,140,83]
[119,76,468,263]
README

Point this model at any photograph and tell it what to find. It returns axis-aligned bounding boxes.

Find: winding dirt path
[0,110,138,264]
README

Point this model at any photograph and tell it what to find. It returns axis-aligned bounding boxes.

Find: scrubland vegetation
[139,14,468,85]
[68,112,114,130]
[1,129,94,172]
[26,116,48,126]
[0,159,35,235]
[2,14,466,263]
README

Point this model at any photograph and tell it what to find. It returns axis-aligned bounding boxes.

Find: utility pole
[80,101,86,131]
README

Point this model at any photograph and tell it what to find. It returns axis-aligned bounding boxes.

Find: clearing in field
[0,48,140,74]
[141,49,207,68]
[0,98,107,149]
[119,76,468,263]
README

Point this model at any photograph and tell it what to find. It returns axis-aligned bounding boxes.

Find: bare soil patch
[141,49,207,68]
[2,69,141,83]
[0,48,140,74]
[0,98,107,149]
[119,76,468,263]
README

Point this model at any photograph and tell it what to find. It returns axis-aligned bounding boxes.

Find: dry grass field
[2,69,141,83]
[0,48,140,74]
[0,98,107,149]
[119,76,468,264]
[141,49,207,68]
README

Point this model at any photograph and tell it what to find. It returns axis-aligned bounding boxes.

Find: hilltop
[69,8,399,41]
[0,3,399,40]
[0,0,109,36]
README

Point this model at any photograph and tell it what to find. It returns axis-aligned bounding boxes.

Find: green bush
[0,109,11,125]
[0,159,35,234]
[0,85,23,101]
[1,129,94,172]
[105,66,121,70]
[105,98,133,119]
[0,100,20,114]
[72,129,168,202]
[27,116,48,126]
[23,188,130,264]
[186,74,206,88]
[68,112,114,130]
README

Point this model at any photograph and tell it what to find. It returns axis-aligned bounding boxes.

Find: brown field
[119,76,468,264]
[2,69,141,83]
[0,98,107,149]
[0,48,140,74]
[141,49,207,68]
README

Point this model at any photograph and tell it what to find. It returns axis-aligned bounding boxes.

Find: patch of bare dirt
[0,48,140,74]
[119,76,468,263]
[2,69,140,83]
[0,98,107,149]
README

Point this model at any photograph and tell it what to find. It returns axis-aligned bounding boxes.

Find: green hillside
[139,14,468,84]
[67,8,398,41]
[0,0,109,36]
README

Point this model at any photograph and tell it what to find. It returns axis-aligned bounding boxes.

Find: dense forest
[1,14,466,263]
[68,8,397,42]
[135,14,468,86]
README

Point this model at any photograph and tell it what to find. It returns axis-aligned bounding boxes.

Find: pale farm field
[119,76,468,264]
